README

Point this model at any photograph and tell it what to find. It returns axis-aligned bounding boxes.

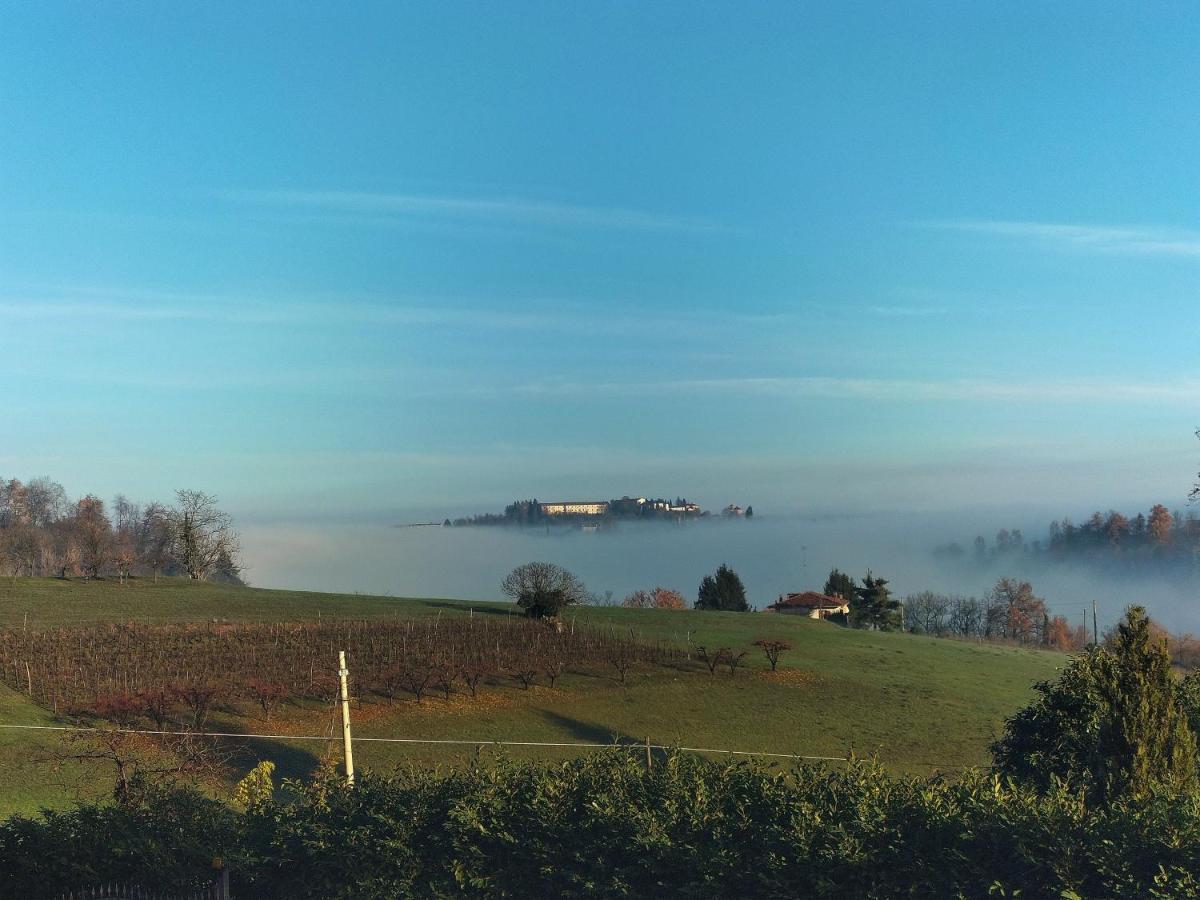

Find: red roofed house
[766,591,850,620]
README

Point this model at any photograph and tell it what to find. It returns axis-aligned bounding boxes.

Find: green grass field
[0,577,1063,816]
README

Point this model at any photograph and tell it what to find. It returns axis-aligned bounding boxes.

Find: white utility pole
[338,650,355,786]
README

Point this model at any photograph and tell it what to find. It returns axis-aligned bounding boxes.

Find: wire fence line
[0,722,975,768]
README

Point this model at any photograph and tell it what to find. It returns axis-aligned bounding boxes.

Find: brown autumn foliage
[622,586,687,609]
[649,587,687,609]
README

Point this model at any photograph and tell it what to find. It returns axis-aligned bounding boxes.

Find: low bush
[3,752,1200,898]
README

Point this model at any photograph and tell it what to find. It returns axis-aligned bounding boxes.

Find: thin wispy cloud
[921,219,1200,257]
[0,287,783,337]
[475,375,1200,405]
[865,305,948,317]
[8,362,414,392]
[214,188,724,234]
[0,297,563,331]
[0,299,291,326]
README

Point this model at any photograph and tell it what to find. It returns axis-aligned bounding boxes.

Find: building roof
[769,591,846,610]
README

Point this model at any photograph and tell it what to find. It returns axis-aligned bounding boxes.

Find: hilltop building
[643,498,701,514]
[540,497,702,518]
[540,501,610,516]
[766,591,849,620]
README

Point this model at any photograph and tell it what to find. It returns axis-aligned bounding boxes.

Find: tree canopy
[851,571,900,630]
[0,478,241,583]
[823,568,857,606]
[695,564,749,612]
[500,561,588,619]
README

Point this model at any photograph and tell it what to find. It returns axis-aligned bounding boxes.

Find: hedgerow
[3,751,1200,898]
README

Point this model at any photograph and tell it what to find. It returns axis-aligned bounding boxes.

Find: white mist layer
[240,513,1200,634]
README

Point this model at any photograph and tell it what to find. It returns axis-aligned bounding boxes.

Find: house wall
[541,502,609,516]
[771,604,849,619]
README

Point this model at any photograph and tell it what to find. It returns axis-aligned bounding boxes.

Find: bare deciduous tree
[137,502,173,581]
[25,477,67,528]
[753,638,791,671]
[622,589,652,609]
[501,561,587,619]
[510,660,539,690]
[399,660,436,702]
[0,525,43,576]
[43,728,228,808]
[724,649,748,677]
[169,677,224,731]
[433,662,455,700]
[903,591,951,636]
[245,679,287,721]
[694,644,727,676]
[948,596,983,637]
[606,636,636,684]
[170,489,242,581]
[459,661,491,697]
[138,687,174,730]
[74,496,111,580]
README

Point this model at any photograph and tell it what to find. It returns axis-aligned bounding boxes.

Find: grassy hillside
[0,577,1063,816]
[0,575,462,626]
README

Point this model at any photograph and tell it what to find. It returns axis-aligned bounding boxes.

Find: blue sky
[2,2,1198,522]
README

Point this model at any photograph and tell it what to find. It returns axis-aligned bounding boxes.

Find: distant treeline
[936,503,1200,571]
[0,477,242,583]
[820,567,1092,652]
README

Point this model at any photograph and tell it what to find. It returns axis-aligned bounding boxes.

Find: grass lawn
[0,577,1064,816]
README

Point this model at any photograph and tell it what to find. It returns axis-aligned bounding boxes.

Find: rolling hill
[0,577,1062,815]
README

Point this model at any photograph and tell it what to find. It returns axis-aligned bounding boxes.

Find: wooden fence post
[339,650,355,786]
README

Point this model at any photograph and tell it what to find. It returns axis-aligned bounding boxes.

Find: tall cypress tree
[1096,605,1197,800]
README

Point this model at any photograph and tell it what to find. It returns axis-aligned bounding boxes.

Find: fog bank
[241,512,1200,634]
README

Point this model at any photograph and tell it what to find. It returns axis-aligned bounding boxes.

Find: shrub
[992,605,1198,801]
[7,753,1200,898]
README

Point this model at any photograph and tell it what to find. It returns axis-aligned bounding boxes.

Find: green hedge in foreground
[3,752,1200,898]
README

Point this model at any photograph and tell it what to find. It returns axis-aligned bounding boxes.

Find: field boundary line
[0,722,859,761]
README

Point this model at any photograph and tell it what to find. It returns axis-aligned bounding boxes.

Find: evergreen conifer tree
[852,571,900,630]
[824,569,857,607]
[695,564,749,611]
[1095,606,1197,800]
[992,605,1198,800]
